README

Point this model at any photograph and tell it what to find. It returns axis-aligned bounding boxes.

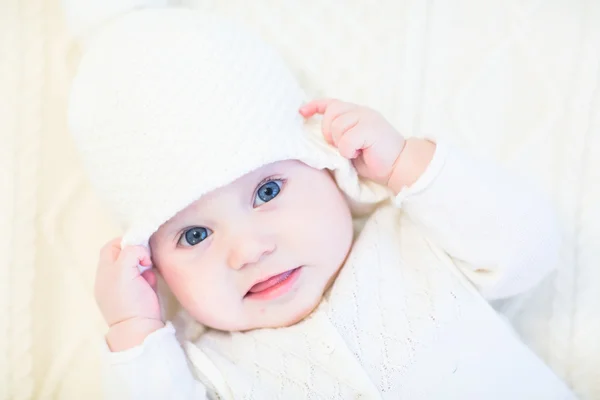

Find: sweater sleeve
[394,141,562,300]
[101,322,208,400]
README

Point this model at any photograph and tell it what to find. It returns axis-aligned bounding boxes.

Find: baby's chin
[201,294,325,333]
[260,295,324,330]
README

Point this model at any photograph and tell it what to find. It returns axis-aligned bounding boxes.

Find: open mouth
[244,267,302,301]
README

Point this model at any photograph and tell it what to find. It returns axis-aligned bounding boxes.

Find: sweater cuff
[101,321,178,364]
[393,140,448,207]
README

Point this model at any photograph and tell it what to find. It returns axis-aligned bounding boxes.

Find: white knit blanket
[1,0,598,398]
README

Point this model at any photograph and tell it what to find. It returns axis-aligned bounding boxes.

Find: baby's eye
[179,227,211,247]
[254,179,283,207]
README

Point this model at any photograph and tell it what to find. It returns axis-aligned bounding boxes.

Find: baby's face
[149,160,353,331]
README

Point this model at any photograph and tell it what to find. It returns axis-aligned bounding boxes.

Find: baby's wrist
[387,138,436,195]
[106,317,165,352]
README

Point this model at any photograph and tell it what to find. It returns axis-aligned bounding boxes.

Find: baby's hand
[300,99,405,187]
[300,99,436,193]
[95,238,164,351]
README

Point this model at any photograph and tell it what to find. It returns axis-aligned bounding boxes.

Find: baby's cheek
[159,264,202,306]
[179,289,224,328]
[183,274,245,330]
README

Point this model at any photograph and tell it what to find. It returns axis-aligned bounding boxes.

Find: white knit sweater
[101,143,575,399]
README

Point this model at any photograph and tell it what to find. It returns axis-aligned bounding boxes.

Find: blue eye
[179,227,211,247]
[254,179,283,207]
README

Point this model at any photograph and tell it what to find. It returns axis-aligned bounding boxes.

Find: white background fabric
[0,0,599,398]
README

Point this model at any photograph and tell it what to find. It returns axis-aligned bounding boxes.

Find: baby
[68,6,575,400]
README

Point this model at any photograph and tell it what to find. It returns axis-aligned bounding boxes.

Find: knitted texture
[6,0,592,398]
[186,208,574,399]
[183,1,600,397]
[0,0,43,397]
[67,8,389,250]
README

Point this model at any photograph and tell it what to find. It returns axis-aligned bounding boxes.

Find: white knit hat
[67,4,390,250]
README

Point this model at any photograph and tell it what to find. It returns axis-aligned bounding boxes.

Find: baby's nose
[226,234,275,270]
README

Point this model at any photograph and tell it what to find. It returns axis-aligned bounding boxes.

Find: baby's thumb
[141,269,158,292]
[117,246,151,280]
[61,0,170,42]
[352,155,371,180]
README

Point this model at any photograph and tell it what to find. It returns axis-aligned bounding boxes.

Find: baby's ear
[61,0,170,43]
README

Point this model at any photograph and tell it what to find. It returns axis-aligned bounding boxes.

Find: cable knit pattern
[543,7,600,381]
[0,0,43,398]
[0,0,19,399]
[572,76,600,394]
[0,2,19,396]
[0,0,598,399]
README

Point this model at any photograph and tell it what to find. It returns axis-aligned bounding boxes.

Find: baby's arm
[103,323,207,400]
[300,99,561,300]
[392,139,561,300]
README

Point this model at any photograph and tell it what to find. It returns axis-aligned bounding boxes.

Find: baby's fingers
[300,99,357,144]
[116,246,151,278]
[330,112,360,146]
[299,98,336,117]
[322,102,357,144]
[99,238,123,264]
[337,126,369,159]
[141,269,158,292]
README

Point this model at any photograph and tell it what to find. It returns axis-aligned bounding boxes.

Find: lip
[244,267,302,301]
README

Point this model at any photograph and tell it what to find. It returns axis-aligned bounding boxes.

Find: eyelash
[177,175,286,247]
[251,175,286,204]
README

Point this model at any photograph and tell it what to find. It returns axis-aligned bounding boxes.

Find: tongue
[249,270,293,293]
